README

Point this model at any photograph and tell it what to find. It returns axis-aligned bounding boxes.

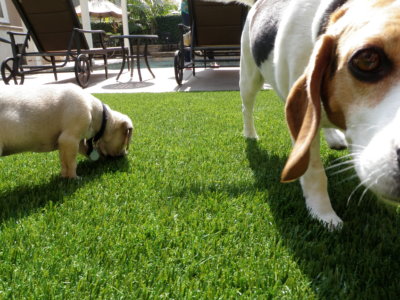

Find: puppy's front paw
[61,172,78,179]
[61,166,78,179]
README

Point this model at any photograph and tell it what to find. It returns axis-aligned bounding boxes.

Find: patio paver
[0,58,270,93]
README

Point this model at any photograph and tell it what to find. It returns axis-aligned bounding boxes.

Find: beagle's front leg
[300,133,343,229]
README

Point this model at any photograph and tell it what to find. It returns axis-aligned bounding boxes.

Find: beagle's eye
[352,50,380,71]
[348,47,392,82]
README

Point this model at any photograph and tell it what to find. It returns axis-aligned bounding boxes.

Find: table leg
[129,41,134,78]
[144,42,155,78]
[116,44,126,81]
[130,55,134,78]
[136,39,142,81]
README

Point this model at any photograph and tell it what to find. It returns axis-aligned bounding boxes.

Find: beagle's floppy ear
[281,35,335,182]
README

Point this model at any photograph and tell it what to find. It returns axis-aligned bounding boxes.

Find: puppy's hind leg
[58,132,80,179]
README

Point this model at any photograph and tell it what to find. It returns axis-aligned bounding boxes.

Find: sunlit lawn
[0,91,399,299]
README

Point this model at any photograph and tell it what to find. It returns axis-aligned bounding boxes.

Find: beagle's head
[282,0,400,204]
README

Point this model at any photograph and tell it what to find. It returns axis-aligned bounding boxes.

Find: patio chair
[174,0,247,85]
[0,0,126,88]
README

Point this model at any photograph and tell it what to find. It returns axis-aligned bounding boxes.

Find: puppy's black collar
[87,103,108,156]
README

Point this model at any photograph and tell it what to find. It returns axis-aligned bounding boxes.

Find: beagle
[216,0,400,228]
[0,84,133,178]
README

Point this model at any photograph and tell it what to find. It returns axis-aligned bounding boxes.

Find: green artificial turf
[0,91,399,299]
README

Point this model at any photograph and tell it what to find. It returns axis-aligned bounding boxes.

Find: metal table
[111,34,158,81]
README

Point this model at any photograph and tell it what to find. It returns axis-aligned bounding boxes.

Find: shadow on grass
[0,156,130,223]
[246,139,400,299]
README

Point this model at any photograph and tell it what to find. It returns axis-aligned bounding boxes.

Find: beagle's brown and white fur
[0,84,133,178]
[216,0,400,228]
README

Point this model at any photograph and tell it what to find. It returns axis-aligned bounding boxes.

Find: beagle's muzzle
[216,0,400,228]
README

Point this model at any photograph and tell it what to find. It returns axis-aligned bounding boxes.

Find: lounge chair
[174,0,247,85]
[0,0,126,87]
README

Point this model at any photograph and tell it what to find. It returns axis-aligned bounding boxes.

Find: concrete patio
[1,57,271,93]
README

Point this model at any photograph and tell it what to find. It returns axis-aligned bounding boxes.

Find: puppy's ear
[121,121,133,150]
[281,35,335,182]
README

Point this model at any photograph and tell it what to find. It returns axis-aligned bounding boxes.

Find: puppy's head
[282,0,400,204]
[97,107,133,158]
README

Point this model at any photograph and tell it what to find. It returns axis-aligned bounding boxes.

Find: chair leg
[51,56,58,81]
[191,48,196,76]
[126,48,130,71]
[88,55,94,73]
[103,55,108,79]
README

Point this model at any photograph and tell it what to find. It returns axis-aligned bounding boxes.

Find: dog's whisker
[347,168,382,206]
[335,173,359,185]
[328,153,355,165]
[358,187,370,206]
[347,142,366,147]
[347,145,366,152]
[358,180,376,206]
[358,172,386,205]
[326,159,356,171]
[348,124,379,132]
[347,181,367,206]
[330,165,355,176]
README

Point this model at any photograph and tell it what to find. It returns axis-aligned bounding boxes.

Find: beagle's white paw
[244,132,259,140]
[244,124,259,140]
[305,194,343,230]
[318,212,343,231]
[309,208,343,230]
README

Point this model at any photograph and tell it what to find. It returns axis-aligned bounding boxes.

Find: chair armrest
[4,31,30,56]
[74,28,108,49]
[0,37,10,44]
[6,31,30,45]
[177,24,191,50]
[178,24,191,33]
[6,31,29,37]
[74,28,106,35]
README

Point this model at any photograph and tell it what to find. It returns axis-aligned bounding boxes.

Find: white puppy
[214,0,400,228]
[0,84,133,178]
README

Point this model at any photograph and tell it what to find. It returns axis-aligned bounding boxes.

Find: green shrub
[91,22,144,35]
[155,15,181,44]
[90,15,181,46]
[90,22,145,46]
